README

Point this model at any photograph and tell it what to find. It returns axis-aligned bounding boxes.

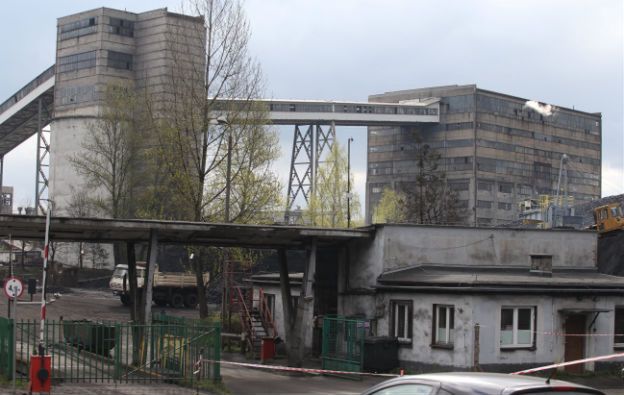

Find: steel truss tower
[285,122,335,223]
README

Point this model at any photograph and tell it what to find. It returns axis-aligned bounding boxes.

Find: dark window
[108,17,134,37]
[391,300,413,343]
[433,305,454,346]
[58,51,96,73]
[499,183,513,193]
[615,308,624,347]
[530,255,552,274]
[107,51,133,71]
[59,17,98,40]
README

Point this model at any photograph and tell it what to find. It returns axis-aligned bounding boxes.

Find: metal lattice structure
[285,123,335,223]
[35,103,51,215]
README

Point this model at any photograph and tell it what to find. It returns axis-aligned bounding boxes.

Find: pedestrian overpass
[0,65,440,213]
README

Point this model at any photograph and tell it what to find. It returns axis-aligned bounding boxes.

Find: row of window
[392,302,535,349]
[478,122,600,151]
[392,302,624,349]
[267,102,438,116]
[59,17,98,41]
[58,50,133,73]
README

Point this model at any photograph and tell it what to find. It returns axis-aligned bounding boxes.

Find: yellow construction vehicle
[593,203,624,234]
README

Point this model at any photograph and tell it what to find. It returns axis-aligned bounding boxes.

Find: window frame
[500,306,536,349]
[432,304,455,348]
[390,300,413,344]
[614,306,624,349]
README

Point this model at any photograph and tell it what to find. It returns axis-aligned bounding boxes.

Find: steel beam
[35,98,50,215]
[285,123,336,223]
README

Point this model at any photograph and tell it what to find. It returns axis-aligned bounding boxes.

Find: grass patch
[179,378,230,394]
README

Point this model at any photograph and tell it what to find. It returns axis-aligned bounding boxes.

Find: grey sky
[0,0,622,213]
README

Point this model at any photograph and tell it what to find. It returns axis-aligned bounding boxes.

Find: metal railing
[0,314,220,385]
[258,288,278,339]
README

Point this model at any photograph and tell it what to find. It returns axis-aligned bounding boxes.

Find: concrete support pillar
[278,249,294,343]
[144,230,158,324]
[301,239,317,350]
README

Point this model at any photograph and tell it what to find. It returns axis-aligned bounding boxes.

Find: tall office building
[50,7,205,213]
[366,85,601,226]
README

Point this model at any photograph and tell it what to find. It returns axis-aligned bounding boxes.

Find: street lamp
[207,116,231,222]
[347,137,354,228]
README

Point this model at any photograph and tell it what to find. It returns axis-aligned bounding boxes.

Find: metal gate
[0,314,220,385]
[321,316,367,374]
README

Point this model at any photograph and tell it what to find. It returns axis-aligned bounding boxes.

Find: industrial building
[366,85,602,226]
[50,7,205,213]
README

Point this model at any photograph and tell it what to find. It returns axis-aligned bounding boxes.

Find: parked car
[360,372,604,395]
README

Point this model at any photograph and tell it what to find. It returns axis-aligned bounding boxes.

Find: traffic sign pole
[38,207,52,354]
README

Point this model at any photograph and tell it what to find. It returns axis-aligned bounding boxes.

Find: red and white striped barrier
[512,351,624,375]
[201,359,399,377]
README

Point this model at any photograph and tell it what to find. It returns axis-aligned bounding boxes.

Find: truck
[109,263,210,308]
[593,203,624,234]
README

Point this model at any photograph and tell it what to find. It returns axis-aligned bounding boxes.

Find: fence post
[213,325,221,382]
[473,323,481,371]
[114,323,121,382]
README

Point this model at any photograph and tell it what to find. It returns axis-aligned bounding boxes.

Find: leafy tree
[307,141,361,228]
[372,187,407,224]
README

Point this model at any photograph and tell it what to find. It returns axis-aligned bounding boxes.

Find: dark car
[360,372,605,395]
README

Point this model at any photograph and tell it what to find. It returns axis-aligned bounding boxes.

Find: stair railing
[234,286,255,352]
[258,288,278,339]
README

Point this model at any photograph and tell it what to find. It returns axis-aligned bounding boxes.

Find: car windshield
[112,267,127,278]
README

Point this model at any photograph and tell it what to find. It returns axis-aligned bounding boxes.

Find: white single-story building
[252,224,624,373]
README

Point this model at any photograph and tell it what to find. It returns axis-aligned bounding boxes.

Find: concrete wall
[346,225,597,291]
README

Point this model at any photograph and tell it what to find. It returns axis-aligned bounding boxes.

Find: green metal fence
[0,317,13,379]
[321,316,367,375]
[0,314,220,385]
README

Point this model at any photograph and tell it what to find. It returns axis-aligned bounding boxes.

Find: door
[564,314,586,373]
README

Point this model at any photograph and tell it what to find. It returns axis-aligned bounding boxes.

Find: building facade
[50,7,205,213]
[340,225,624,372]
[366,85,602,226]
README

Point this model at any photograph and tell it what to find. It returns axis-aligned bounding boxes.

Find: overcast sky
[0,0,622,215]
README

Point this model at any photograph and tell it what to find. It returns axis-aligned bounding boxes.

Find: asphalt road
[0,287,201,322]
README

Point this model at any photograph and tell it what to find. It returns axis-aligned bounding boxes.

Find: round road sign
[3,277,24,299]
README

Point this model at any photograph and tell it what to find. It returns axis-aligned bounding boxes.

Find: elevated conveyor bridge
[0,65,440,216]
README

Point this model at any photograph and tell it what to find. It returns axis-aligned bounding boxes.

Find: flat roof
[0,215,372,248]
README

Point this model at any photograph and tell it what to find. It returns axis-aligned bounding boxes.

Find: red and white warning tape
[201,359,399,377]
[202,351,624,378]
[512,351,624,375]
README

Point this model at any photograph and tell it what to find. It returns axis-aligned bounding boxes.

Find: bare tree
[400,139,465,225]
[71,83,139,220]
[143,0,282,318]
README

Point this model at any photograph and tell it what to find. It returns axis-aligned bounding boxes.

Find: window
[615,308,624,348]
[433,305,454,346]
[477,200,492,209]
[391,300,412,343]
[107,51,133,71]
[530,255,552,274]
[500,307,535,348]
[477,181,492,191]
[58,51,96,73]
[498,183,513,193]
[498,202,512,211]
